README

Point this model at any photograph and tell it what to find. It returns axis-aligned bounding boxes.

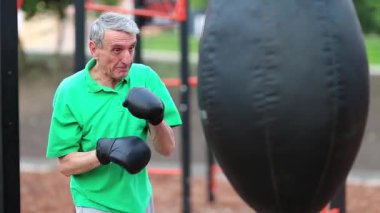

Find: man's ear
[89,41,98,59]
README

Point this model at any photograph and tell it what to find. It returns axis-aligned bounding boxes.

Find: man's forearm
[58,150,100,176]
[149,121,176,156]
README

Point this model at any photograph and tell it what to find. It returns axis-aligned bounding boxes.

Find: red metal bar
[211,164,220,195]
[320,205,340,213]
[17,0,23,9]
[85,2,185,21]
[162,76,198,88]
[148,167,182,176]
[175,0,187,21]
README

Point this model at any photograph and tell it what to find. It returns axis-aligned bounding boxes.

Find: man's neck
[90,66,120,89]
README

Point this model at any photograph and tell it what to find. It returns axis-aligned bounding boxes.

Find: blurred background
[17,0,380,212]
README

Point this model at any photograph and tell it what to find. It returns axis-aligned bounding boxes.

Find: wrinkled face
[90,30,137,81]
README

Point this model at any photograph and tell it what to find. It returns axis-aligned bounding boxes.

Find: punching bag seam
[311,0,343,208]
[260,1,282,211]
[248,1,282,211]
[198,1,224,152]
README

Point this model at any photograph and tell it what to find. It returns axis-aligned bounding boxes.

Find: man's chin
[116,72,128,80]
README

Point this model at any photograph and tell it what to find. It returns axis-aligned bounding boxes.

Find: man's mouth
[116,67,128,71]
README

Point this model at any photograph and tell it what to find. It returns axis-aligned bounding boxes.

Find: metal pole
[75,0,86,72]
[134,0,144,63]
[207,147,215,202]
[180,0,190,212]
[0,0,20,212]
[331,181,346,213]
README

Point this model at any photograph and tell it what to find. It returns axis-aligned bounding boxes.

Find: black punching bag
[198,1,369,212]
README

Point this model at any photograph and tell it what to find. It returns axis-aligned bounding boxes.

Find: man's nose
[121,50,133,63]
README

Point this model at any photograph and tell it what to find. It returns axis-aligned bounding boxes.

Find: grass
[143,28,380,65]
[142,28,199,54]
[20,31,379,80]
[144,60,198,78]
[365,35,380,65]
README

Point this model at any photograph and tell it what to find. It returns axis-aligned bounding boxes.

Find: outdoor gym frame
[0,0,20,212]
[74,1,192,213]
[74,1,346,212]
[0,0,346,212]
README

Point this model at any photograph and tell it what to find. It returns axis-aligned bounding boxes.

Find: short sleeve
[46,83,83,158]
[146,70,182,127]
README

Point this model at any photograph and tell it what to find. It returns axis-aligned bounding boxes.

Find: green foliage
[191,0,208,11]
[142,29,199,53]
[365,35,380,64]
[22,0,71,20]
[354,0,380,34]
[21,0,121,20]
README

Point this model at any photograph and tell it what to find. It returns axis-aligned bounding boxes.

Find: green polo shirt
[46,58,182,213]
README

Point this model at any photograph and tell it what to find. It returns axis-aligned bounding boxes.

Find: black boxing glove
[123,87,164,125]
[96,136,151,174]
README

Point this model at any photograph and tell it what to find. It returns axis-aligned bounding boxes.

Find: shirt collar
[84,58,129,93]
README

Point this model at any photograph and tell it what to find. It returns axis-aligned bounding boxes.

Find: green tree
[22,0,70,20]
[354,0,380,34]
[18,0,122,72]
[20,0,122,53]
[22,0,73,55]
[21,0,121,20]
[191,0,208,11]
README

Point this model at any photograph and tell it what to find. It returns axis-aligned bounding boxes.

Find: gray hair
[89,12,140,47]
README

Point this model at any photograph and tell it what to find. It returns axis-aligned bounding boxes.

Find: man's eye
[113,48,121,53]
